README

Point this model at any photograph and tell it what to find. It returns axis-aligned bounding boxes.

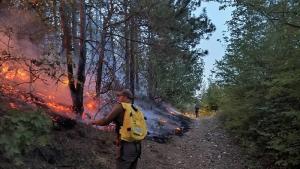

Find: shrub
[0,109,52,165]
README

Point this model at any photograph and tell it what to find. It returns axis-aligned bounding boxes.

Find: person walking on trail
[195,102,200,118]
[90,89,147,169]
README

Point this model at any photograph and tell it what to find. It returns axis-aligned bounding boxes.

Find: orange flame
[47,101,71,113]
[1,65,30,81]
[1,64,9,73]
[17,69,29,80]
[1,63,101,121]
[85,100,97,110]
[47,95,55,99]
[62,79,69,86]
[5,71,16,80]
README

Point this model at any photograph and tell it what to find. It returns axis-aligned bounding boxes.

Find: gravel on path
[139,117,249,169]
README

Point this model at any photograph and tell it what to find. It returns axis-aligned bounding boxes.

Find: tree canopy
[0,0,215,112]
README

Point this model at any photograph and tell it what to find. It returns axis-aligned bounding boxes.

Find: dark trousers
[116,141,141,169]
[195,108,199,117]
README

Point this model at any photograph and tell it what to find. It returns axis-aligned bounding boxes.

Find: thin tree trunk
[147,32,156,99]
[134,22,139,91]
[29,61,33,94]
[129,15,136,100]
[135,56,139,91]
[96,27,107,96]
[110,28,117,83]
[96,0,113,97]
[71,2,79,60]
[124,0,130,89]
[148,58,155,99]
[52,0,58,32]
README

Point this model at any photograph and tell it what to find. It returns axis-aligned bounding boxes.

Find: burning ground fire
[1,64,29,81]
[0,62,99,119]
[0,62,190,140]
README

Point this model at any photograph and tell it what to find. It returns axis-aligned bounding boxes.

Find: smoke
[0,9,45,59]
[0,8,72,106]
[0,8,190,139]
[134,99,188,137]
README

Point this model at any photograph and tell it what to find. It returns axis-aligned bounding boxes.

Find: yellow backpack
[120,102,148,142]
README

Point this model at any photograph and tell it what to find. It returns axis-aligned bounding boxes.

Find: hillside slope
[0,117,251,169]
[0,95,251,169]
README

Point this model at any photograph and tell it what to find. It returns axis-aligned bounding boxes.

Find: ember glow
[174,127,182,135]
[1,64,9,73]
[158,118,167,126]
[17,68,29,80]
[0,64,29,81]
[46,102,71,113]
[86,101,96,110]
[5,71,16,80]
[62,79,69,85]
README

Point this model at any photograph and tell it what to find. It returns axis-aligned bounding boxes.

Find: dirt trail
[139,117,248,169]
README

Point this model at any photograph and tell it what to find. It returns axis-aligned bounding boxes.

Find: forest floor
[1,117,253,169]
[139,117,250,169]
[0,95,253,169]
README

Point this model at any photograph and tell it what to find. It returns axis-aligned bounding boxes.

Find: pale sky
[196,1,234,84]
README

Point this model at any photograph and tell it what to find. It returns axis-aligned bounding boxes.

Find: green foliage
[216,0,300,168]
[0,109,52,165]
[201,82,223,111]
[141,0,215,109]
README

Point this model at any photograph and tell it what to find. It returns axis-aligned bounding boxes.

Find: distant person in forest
[90,89,147,169]
[195,102,200,118]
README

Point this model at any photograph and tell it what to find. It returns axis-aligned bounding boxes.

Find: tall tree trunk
[129,15,136,100]
[124,0,130,89]
[60,1,77,111]
[75,0,87,115]
[60,0,86,116]
[52,0,58,32]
